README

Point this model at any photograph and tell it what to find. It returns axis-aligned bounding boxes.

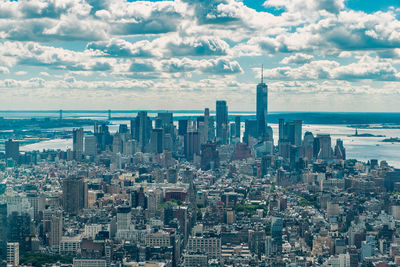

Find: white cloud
[15,71,27,75]
[281,53,314,64]
[0,0,398,110]
[264,0,344,14]
[264,56,400,81]
[87,38,156,58]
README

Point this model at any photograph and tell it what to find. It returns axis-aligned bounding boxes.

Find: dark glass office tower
[62,176,88,215]
[216,100,228,144]
[235,116,241,139]
[133,111,152,152]
[256,66,268,138]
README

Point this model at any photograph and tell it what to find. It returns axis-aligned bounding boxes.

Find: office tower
[43,209,63,251]
[256,66,268,138]
[156,112,173,128]
[117,206,131,232]
[303,131,314,161]
[244,119,257,145]
[7,242,19,266]
[130,118,135,139]
[112,132,123,154]
[133,111,152,152]
[278,119,285,141]
[7,212,31,252]
[0,203,6,259]
[293,120,302,146]
[94,121,99,134]
[265,236,273,256]
[208,116,215,140]
[164,133,173,152]
[27,193,45,222]
[73,128,84,160]
[216,100,228,144]
[197,116,208,145]
[84,135,97,156]
[50,211,63,252]
[119,124,128,134]
[96,124,112,152]
[249,229,266,256]
[334,139,346,160]
[62,176,88,215]
[235,116,241,139]
[289,145,301,169]
[271,217,283,252]
[5,139,19,162]
[124,139,136,156]
[167,168,178,183]
[278,119,302,146]
[266,125,274,142]
[178,119,188,136]
[147,189,163,218]
[315,134,333,160]
[361,236,376,262]
[200,143,219,171]
[131,187,147,209]
[155,117,162,128]
[229,123,236,143]
[150,128,164,154]
[185,131,200,161]
[261,155,273,176]
[204,108,210,141]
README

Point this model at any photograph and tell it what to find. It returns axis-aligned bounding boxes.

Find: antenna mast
[261,64,264,83]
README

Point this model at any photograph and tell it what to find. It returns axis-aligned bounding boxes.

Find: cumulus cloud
[264,0,344,14]
[264,60,338,80]
[0,0,187,41]
[200,58,242,74]
[0,66,9,74]
[87,39,156,58]
[161,58,197,73]
[165,36,230,57]
[281,53,314,64]
[0,0,399,110]
[0,41,116,72]
[333,58,400,81]
[264,57,400,81]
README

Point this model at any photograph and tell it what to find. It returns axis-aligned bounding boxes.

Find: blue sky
[0,0,400,111]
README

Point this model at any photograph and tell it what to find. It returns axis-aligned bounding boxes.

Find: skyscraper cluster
[3,70,394,267]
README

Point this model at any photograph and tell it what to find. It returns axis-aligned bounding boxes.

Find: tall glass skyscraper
[256,66,268,138]
[216,100,228,144]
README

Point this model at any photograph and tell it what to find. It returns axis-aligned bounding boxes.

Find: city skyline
[0,0,399,111]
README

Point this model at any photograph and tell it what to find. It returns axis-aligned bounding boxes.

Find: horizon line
[0,110,399,114]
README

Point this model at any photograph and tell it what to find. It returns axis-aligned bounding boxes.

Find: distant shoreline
[0,111,399,126]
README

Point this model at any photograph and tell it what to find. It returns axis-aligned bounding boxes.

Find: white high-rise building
[7,242,19,266]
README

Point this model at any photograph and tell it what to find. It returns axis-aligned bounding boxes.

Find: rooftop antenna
[261,64,264,84]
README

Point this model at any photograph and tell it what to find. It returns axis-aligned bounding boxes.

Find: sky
[0,0,400,111]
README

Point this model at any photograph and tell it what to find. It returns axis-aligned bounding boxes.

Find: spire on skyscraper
[261,64,264,84]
